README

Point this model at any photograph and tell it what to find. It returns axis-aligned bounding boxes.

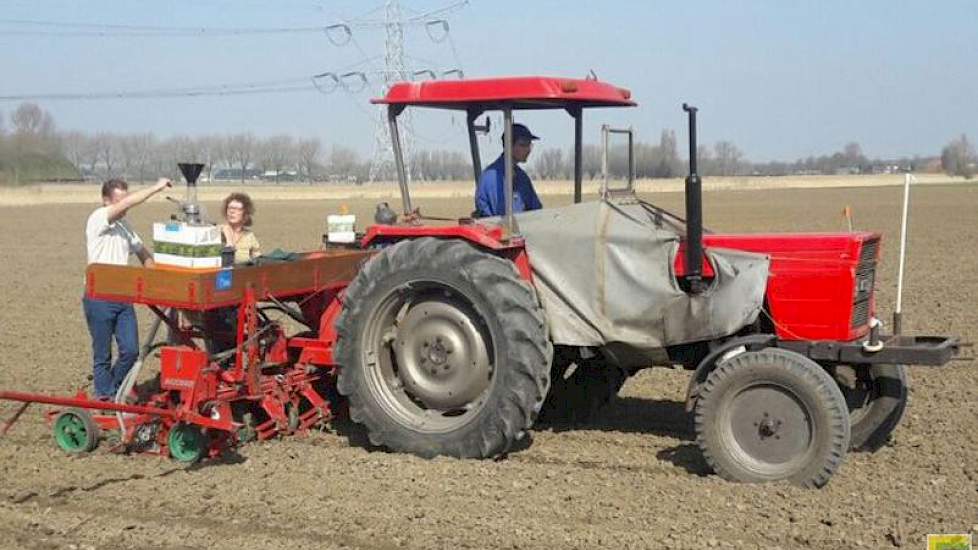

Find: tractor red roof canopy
[374,76,637,229]
[372,76,636,110]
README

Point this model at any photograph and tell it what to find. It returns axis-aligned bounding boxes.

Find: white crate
[153,253,222,269]
[326,231,357,243]
[327,214,357,244]
[153,222,222,246]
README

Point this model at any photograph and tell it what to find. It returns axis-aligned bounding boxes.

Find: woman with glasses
[221,192,261,263]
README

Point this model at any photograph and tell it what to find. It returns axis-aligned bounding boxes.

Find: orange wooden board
[86,249,373,310]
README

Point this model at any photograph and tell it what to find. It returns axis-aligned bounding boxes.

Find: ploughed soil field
[1,184,976,549]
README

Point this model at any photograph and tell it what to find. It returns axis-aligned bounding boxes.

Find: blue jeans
[82,297,139,399]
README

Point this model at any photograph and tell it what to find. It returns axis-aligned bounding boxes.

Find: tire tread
[335,237,552,458]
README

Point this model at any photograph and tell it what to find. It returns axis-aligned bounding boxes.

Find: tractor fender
[683,333,777,412]
[360,224,511,251]
[361,231,534,284]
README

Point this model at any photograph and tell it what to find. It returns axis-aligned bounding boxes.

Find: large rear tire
[833,364,908,452]
[694,349,850,488]
[335,238,552,459]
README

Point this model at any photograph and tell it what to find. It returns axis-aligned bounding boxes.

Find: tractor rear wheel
[335,238,552,459]
[537,348,628,425]
[694,348,850,488]
[833,364,908,452]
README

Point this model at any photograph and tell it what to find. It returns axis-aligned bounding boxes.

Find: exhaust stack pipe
[683,104,706,294]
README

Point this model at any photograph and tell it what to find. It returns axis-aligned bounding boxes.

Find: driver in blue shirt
[474,123,543,217]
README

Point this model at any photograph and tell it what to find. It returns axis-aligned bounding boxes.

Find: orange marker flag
[842,206,853,232]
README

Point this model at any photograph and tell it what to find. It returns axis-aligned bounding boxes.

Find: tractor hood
[515,200,770,357]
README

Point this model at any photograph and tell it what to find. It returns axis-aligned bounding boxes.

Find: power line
[0,5,468,38]
[1,0,469,159]
[0,18,331,36]
[319,1,468,26]
[0,74,313,101]
[0,2,468,98]
[0,65,464,102]
[0,84,316,101]
[407,1,469,22]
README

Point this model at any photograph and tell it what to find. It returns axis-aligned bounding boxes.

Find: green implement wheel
[53,409,100,454]
[168,423,207,463]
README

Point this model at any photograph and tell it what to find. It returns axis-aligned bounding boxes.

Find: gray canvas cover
[513,200,770,353]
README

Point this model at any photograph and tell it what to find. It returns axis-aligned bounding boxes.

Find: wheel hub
[756,415,783,438]
[728,384,813,466]
[393,299,491,410]
[426,339,450,365]
[54,414,87,450]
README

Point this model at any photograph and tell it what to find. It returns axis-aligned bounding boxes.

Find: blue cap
[511,123,540,142]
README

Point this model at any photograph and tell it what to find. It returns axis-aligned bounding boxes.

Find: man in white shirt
[84,177,170,400]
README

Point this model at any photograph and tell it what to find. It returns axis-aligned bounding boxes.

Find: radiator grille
[852,299,871,327]
[859,238,879,269]
[852,237,879,327]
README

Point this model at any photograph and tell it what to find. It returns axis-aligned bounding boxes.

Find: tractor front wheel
[335,238,552,459]
[694,349,850,488]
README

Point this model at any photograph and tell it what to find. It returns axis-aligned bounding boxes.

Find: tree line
[0,102,975,184]
[532,138,974,180]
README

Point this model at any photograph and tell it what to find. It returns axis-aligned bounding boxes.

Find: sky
[0,0,976,162]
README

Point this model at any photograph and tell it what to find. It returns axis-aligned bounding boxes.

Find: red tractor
[0,76,959,489]
[334,76,958,488]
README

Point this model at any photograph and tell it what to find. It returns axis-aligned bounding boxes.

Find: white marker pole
[894,173,913,334]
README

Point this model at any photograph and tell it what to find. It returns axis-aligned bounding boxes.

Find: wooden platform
[86,249,373,310]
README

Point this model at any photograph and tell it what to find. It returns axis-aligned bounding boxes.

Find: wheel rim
[54,412,91,453]
[168,424,205,463]
[723,383,814,473]
[362,282,494,434]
